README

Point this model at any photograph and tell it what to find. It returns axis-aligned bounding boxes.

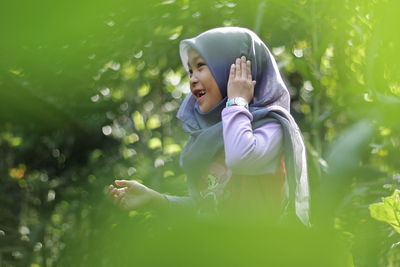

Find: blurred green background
[0,0,399,266]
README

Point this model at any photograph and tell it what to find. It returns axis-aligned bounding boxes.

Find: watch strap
[226,97,249,109]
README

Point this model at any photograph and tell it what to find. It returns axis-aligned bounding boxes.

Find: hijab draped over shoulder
[177,27,310,226]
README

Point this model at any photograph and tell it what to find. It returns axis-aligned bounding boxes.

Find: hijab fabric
[177,27,310,226]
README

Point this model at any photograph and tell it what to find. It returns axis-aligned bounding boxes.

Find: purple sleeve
[221,106,283,175]
[163,194,195,211]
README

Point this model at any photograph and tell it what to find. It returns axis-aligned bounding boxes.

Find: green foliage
[370,190,400,234]
[0,0,399,266]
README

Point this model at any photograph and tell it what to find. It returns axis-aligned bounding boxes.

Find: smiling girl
[109,27,310,225]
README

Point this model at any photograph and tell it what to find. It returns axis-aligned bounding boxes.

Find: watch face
[226,97,248,108]
[235,98,247,106]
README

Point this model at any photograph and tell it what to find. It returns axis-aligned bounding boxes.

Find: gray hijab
[177,27,310,226]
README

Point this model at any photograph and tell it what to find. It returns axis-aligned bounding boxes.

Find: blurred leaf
[123,133,139,144]
[137,83,151,97]
[369,190,400,234]
[132,111,145,131]
[148,137,162,149]
[146,114,161,130]
[325,120,373,177]
[164,143,181,154]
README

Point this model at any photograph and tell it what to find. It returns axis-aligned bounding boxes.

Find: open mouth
[193,89,206,99]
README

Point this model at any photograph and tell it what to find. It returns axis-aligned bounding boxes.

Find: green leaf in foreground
[369,190,400,234]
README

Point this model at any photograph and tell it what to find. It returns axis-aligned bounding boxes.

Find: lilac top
[164,106,283,209]
[222,105,283,175]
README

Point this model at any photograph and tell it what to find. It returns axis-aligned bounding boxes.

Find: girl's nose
[190,73,199,86]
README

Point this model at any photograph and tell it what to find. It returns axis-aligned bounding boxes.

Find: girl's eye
[188,62,205,76]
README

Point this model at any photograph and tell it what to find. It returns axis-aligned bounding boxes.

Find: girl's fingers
[109,188,118,200]
[247,60,252,81]
[229,63,235,80]
[117,192,132,210]
[110,187,117,196]
[115,193,124,206]
[110,186,126,199]
[115,180,132,188]
[235,58,241,78]
[241,56,247,79]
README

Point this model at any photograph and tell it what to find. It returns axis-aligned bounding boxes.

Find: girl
[109,27,310,226]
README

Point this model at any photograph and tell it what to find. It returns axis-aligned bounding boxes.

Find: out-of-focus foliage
[370,190,400,234]
[0,0,399,266]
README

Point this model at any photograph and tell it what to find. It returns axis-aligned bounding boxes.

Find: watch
[226,97,249,109]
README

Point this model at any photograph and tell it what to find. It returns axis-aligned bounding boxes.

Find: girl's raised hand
[108,180,167,211]
[227,56,256,103]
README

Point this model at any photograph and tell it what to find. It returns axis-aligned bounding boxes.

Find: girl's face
[188,49,222,113]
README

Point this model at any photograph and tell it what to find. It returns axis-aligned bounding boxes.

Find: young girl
[109,27,310,226]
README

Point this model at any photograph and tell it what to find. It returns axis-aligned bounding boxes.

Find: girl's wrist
[226,97,249,109]
[148,188,168,210]
[227,93,252,104]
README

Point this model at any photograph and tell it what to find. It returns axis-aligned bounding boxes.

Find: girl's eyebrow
[188,56,202,68]
[191,55,201,62]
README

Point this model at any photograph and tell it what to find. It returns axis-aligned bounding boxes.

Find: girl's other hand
[108,180,168,211]
[227,56,256,103]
